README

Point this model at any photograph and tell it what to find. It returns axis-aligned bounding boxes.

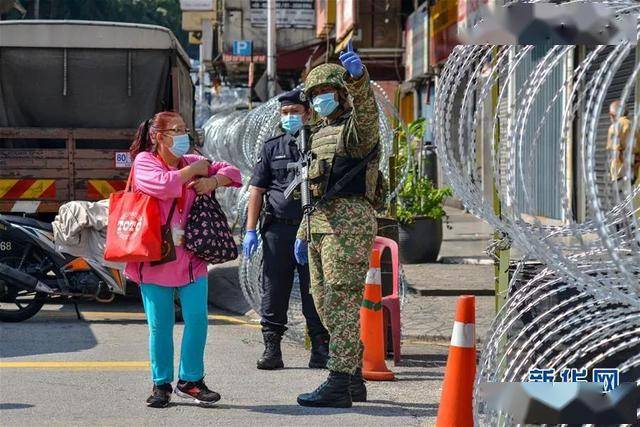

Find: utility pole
[199,18,214,106]
[267,0,277,98]
[198,46,205,105]
[491,47,509,314]
[34,0,39,18]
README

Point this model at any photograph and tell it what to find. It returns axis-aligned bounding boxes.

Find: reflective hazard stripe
[0,179,56,199]
[23,180,55,198]
[451,321,475,348]
[0,179,19,198]
[2,179,36,198]
[365,267,381,285]
[87,180,126,199]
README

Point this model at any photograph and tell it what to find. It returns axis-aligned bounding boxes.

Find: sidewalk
[401,207,496,345]
[438,207,494,264]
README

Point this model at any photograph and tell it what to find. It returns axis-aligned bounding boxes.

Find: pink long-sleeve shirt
[124,151,242,287]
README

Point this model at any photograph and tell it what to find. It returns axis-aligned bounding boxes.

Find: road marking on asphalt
[34,310,261,328]
[211,313,261,328]
[0,361,150,369]
[402,338,451,347]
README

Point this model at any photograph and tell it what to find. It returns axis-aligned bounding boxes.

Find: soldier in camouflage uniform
[294,40,379,408]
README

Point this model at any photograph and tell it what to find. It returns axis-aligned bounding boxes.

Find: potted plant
[397,173,452,263]
[396,118,452,263]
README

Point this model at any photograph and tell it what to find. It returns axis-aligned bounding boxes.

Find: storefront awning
[278,41,325,71]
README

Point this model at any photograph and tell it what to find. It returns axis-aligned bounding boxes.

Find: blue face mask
[281,114,303,134]
[312,92,339,117]
[168,134,190,158]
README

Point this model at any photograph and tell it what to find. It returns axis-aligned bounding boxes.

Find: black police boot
[257,331,284,370]
[297,371,352,408]
[350,368,367,402]
[308,335,330,369]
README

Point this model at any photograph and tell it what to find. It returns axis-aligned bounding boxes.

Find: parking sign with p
[232,40,253,56]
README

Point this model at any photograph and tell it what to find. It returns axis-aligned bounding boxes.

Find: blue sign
[232,40,253,56]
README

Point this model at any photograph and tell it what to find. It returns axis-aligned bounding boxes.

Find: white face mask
[312,92,339,116]
[168,134,190,157]
[281,114,303,134]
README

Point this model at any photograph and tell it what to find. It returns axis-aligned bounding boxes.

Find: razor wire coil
[433,1,640,424]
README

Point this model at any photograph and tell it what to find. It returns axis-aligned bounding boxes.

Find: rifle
[283,125,313,240]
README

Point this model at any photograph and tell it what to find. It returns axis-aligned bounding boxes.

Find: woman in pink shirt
[126,111,241,408]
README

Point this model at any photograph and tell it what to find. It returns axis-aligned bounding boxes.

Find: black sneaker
[146,383,172,408]
[175,378,221,406]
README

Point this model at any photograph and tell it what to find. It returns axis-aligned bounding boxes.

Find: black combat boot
[308,335,330,369]
[297,371,352,408]
[350,368,367,402]
[257,331,284,370]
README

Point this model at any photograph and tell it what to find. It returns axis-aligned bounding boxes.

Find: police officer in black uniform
[243,89,330,370]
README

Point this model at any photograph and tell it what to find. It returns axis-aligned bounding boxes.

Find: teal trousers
[140,276,208,385]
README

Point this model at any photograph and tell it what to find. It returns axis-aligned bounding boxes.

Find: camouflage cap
[304,63,348,95]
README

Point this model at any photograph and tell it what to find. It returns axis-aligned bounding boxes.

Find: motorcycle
[0,214,127,322]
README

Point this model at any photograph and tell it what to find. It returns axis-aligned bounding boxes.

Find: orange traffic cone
[360,249,395,381]
[436,295,476,427]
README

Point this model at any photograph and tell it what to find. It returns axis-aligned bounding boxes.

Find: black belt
[272,217,302,226]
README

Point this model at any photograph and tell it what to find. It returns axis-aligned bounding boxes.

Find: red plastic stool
[373,236,401,365]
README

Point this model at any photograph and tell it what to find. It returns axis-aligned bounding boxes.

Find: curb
[406,287,495,297]
[402,335,485,345]
[438,256,494,265]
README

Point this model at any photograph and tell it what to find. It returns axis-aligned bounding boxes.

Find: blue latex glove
[294,238,308,265]
[243,230,258,258]
[339,39,364,79]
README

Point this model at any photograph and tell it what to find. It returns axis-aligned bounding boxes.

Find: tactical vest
[308,113,380,204]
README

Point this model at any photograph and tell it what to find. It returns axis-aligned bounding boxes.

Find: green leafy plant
[397,173,452,224]
[395,118,453,225]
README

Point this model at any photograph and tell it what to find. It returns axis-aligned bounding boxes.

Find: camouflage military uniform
[298,65,379,375]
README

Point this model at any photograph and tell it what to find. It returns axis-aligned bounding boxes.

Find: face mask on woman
[168,134,190,158]
[281,114,303,134]
[312,92,339,117]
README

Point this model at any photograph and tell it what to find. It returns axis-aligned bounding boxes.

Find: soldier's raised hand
[339,39,364,79]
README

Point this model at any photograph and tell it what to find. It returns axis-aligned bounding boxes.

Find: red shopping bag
[104,169,162,263]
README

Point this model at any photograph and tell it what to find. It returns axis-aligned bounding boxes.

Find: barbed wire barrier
[202,83,410,342]
[434,1,640,424]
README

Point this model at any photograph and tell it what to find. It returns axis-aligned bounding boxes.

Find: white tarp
[52,199,124,270]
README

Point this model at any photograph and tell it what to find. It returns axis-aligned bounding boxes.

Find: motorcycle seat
[0,215,53,232]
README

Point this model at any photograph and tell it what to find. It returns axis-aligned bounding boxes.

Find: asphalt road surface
[0,301,445,426]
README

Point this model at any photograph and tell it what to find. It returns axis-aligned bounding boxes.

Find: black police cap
[277,89,309,108]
